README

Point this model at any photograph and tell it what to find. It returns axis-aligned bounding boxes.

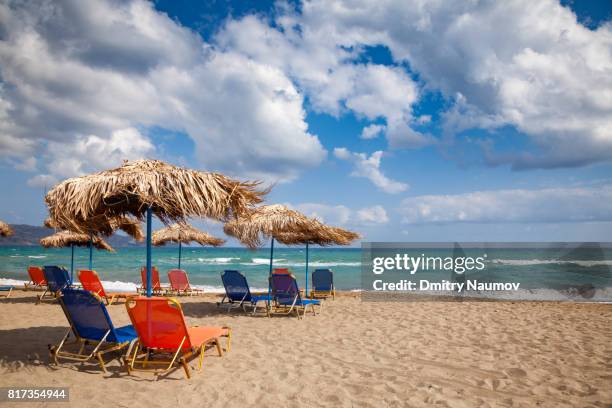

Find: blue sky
[0,0,611,243]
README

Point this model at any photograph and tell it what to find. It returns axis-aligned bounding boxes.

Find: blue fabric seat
[270,273,321,319]
[50,288,137,372]
[37,266,71,303]
[311,269,335,299]
[218,270,270,313]
[0,285,13,298]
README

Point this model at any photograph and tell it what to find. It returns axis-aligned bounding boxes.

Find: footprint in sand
[505,367,527,378]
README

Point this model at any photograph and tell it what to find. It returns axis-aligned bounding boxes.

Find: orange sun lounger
[139,266,170,295]
[167,269,202,296]
[78,270,136,305]
[125,296,230,379]
[24,266,48,291]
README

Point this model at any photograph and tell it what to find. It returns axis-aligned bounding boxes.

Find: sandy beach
[0,289,610,408]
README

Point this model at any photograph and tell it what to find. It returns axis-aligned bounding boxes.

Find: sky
[0,0,611,244]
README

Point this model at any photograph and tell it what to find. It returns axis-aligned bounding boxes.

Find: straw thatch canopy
[0,220,13,237]
[152,223,225,247]
[44,215,144,242]
[274,225,360,246]
[45,159,266,234]
[40,231,114,252]
[223,204,349,248]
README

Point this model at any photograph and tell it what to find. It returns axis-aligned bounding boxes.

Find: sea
[0,245,611,302]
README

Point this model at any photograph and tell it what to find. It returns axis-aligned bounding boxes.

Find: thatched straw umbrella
[45,159,265,296]
[152,223,225,269]
[0,220,13,237]
[40,231,114,281]
[44,215,143,270]
[224,204,351,300]
[232,214,360,295]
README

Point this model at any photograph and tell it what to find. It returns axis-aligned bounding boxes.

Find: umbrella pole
[305,242,309,298]
[178,241,182,270]
[70,244,74,283]
[88,234,93,270]
[146,206,153,297]
[267,237,274,309]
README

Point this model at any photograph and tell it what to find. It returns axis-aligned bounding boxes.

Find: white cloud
[295,0,612,168]
[217,14,425,148]
[26,174,58,188]
[287,202,389,227]
[399,185,612,224]
[356,205,389,225]
[44,127,154,178]
[288,203,352,225]
[334,147,408,194]
[0,0,325,183]
[361,124,385,139]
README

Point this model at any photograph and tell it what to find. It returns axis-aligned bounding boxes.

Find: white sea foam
[27,255,46,259]
[490,259,612,267]
[244,258,359,267]
[197,257,241,264]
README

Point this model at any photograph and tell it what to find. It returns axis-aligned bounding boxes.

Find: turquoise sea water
[0,245,610,301]
[0,246,360,292]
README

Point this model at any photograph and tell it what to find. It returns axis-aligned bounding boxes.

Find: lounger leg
[224,328,231,352]
[49,328,72,365]
[198,345,205,370]
[181,356,191,379]
[214,338,223,357]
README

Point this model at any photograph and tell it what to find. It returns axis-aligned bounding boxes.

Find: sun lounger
[78,269,136,305]
[167,269,202,296]
[139,266,170,295]
[38,266,71,304]
[217,270,271,313]
[311,268,335,300]
[273,268,291,274]
[0,286,13,298]
[24,266,48,291]
[270,272,321,319]
[125,296,230,379]
[49,288,138,373]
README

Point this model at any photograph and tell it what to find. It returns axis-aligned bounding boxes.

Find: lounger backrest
[43,266,70,293]
[221,270,251,302]
[140,266,161,290]
[271,273,301,306]
[28,266,46,285]
[273,268,290,274]
[60,288,115,341]
[168,269,190,291]
[312,269,333,291]
[78,270,107,298]
[125,297,192,350]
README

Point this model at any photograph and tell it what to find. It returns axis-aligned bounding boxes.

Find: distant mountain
[0,224,142,247]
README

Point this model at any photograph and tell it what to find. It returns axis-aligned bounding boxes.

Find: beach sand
[0,289,610,408]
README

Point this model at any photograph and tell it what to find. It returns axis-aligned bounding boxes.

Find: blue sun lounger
[218,270,271,314]
[311,269,335,300]
[49,288,138,373]
[0,286,14,298]
[38,266,72,303]
[270,273,321,319]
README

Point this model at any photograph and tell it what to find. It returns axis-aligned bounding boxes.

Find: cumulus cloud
[217,13,425,148]
[356,205,389,225]
[334,147,408,194]
[399,185,612,224]
[289,203,353,225]
[296,0,612,168]
[361,124,385,139]
[0,0,325,182]
[288,202,388,227]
